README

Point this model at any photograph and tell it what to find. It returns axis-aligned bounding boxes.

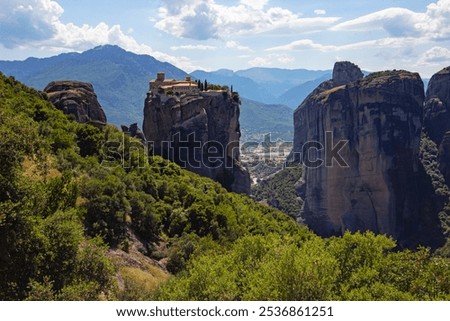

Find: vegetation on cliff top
[0,73,449,301]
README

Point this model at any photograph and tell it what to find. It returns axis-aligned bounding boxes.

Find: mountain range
[0,45,330,140]
[0,45,187,126]
[191,67,330,107]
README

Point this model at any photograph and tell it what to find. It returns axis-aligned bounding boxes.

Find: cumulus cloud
[418,46,450,65]
[0,0,63,48]
[416,0,450,40]
[155,0,340,40]
[0,0,201,72]
[248,56,272,67]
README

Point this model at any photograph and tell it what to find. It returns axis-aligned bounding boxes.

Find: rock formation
[424,67,450,183]
[292,62,424,241]
[423,67,450,144]
[121,123,146,143]
[143,90,250,194]
[44,80,107,124]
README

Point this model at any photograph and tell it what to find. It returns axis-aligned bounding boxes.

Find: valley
[0,45,449,302]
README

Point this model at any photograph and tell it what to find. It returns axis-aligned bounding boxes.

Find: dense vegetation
[419,134,450,254]
[0,73,449,301]
[252,165,303,219]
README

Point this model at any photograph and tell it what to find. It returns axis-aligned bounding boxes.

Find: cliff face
[293,62,424,240]
[424,67,450,144]
[424,67,450,183]
[143,91,250,194]
[44,81,107,124]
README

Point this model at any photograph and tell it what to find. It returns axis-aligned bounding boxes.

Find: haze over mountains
[0,45,328,139]
[191,68,330,106]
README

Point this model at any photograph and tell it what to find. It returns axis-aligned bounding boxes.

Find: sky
[0,0,450,77]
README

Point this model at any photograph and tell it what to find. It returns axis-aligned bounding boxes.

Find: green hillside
[0,45,188,126]
[240,98,294,141]
[0,73,449,301]
[0,46,295,141]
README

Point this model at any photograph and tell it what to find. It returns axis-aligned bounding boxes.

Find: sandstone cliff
[143,91,250,194]
[44,80,107,124]
[292,62,424,241]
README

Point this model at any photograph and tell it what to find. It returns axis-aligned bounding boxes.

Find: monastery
[149,72,199,96]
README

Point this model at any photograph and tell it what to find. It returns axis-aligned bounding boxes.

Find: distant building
[149,72,199,96]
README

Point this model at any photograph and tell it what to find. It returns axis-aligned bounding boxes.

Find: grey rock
[44,80,107,124]
[143,91,250,194]
[292,68,424,240]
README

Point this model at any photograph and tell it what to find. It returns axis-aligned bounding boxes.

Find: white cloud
[267,39,337,52]
[332,0,450,40]
[170,44,217,51]
[248,56,272,67]
[240,0,269,10]
[248,53,294,67]
[155,0,340,40]
[276,54,295,64]
[225,40,252,52]
[418,46,450,66]
[49,22,202,71]
[0,0,201,72]
[314,9,326,15]
[331,7,423,37]
[266,37,426,53]
[0,0,63,48]
[416,0,450,40]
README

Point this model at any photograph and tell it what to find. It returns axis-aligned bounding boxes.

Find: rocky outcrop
[291,62,364,161]
[122,123,146,143]
[143,91,250,194]
[292,63,424,240]
[332,61,364,86]
[44,80,107,124]
[423,67,450,144]
[424,66,450,185]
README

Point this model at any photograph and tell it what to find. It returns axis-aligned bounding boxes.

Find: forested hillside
[0,74,449,301]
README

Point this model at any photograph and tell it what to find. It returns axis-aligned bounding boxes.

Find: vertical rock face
[332,61,364,86]
[143,91,250,194]
[424,67,450,144]
[44,81,107,124]
[292,63,424,240]
[424,66,450,183]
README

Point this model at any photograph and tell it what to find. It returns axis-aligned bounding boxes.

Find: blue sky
[0,0,449,77]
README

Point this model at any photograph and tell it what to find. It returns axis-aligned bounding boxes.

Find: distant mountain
[0,45,313,139]
[236,67,330,97]
[192,68,331,108]
[240,98,293,142]
[0,45,188,125]
[191,69,279,103]
[278,73,331,108]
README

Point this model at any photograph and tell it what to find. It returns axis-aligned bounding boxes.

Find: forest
[0,73,449,300]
